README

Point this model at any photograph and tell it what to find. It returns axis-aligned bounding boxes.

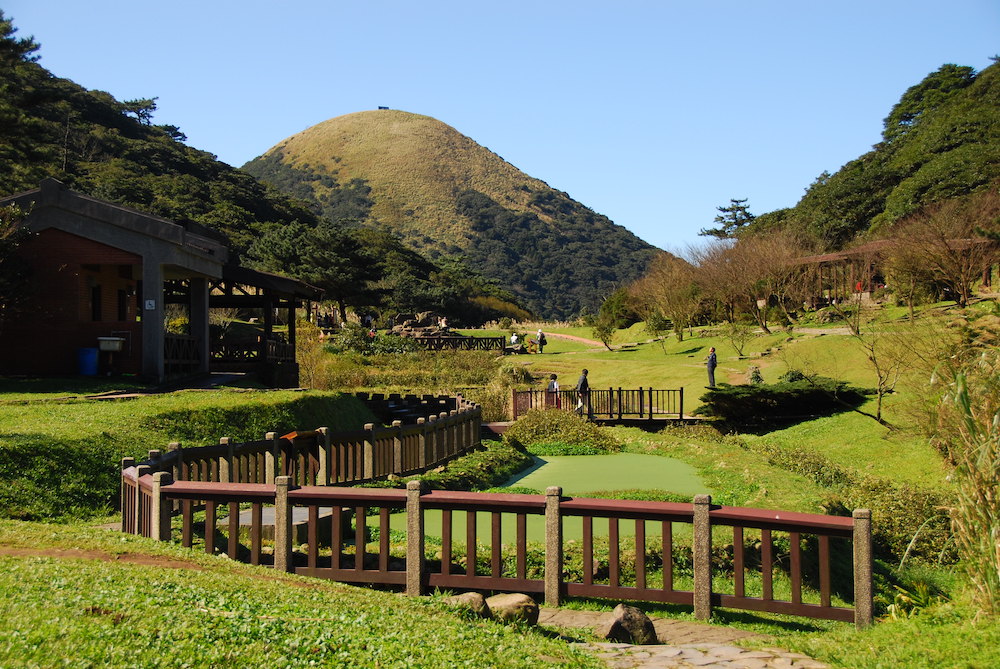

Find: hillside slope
[752,61,1000,248]
[243,110,658,318]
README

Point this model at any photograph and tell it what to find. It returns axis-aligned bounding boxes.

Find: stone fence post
[545,486,563,607]
[693,494,712,620]
[406,480,426,596]
[392,420,403,473]
[316,427,330,486]
[265,432,279,484]
[150,471,173,541]
[853,509,874,628]
[218,437,232,483]
[363,424,376,480]
[274,476,293,573]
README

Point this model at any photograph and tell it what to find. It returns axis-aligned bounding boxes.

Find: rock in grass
[442,592,492,618]
[485,593,539,625]
[595,603,658,645]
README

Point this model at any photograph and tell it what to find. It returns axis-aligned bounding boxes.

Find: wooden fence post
[218,437,232,483]
[416,418,427,469]
[853,509,874,629]
[274,476,293,573]
[426,415,438,465]
[392,420,403,473]
[150,471,173,541]
[265,432,278,484]
[693,494,713,620]
[406,480,425,596]
[316,427,330,486]
[545,486,563,607]
[679,387,685,419]
[363,424,376,480]
[509,388,518,421]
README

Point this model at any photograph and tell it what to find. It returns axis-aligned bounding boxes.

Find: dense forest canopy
[748,60,1000,249]
[0,11,526,325]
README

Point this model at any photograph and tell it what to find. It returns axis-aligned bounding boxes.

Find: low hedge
[502,408,621,453]
[694,377,871,423]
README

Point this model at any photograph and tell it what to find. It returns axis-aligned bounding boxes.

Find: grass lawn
[0,521,602,668]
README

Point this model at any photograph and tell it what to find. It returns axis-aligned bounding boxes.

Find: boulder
[442,592,492,618]
[595,603,658,645]
[485,593,539,625]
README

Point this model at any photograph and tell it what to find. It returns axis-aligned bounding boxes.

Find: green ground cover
[503,453,707,496]
[0,389,376,520]
[0,521,601,669]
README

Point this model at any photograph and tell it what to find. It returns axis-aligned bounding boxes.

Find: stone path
[539,608,829,669]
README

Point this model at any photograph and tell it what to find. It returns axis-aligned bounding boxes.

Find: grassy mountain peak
[244,110,657,319]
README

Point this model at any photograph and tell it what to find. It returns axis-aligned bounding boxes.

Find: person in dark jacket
[575,368,591,417]
[706,347,717,388]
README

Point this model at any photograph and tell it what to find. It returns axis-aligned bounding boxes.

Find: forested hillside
[243,111,658,319]
[0,12,526,324]
[751,60,1000,248]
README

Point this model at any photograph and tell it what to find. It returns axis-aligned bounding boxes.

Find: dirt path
[545,332,607,348]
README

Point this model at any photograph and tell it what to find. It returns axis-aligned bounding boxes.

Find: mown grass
[0,521,602,669]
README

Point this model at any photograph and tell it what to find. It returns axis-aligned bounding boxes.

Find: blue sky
[5,1,999,251]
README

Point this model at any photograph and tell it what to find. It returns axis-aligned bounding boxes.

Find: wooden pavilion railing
[513,388,684,420]
[164,334,200,376]
[122,474,873,628]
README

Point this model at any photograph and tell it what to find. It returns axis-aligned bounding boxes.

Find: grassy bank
[0,388,376,520]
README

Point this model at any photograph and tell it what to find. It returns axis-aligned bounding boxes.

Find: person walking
[546,373,560,408]
[706,347,717,388]
[575,368,591,418]
[537,329,547,353]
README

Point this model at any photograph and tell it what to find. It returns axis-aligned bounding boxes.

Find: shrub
[502,408,621,453]
[693,377,870,422]
[414,440,532,491]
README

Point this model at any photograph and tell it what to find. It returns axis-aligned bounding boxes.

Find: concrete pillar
[274,476,293,573]
[693,494,713,620]
[544,486,563,607]
[405,480,425,596]
[140,260,165,382]
[188,276,210,373]
[853,509,874,629]
[150,471,173,541]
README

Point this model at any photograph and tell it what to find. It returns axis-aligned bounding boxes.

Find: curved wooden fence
[118,391,873,628]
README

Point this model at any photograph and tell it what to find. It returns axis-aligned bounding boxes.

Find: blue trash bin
[77,347,99,376]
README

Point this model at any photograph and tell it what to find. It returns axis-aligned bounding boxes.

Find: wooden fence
[411,336,506,351]
[513,388,684,420]
[122,474,873,628]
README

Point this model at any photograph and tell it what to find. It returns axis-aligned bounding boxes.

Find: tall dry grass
[936,350,1000,616]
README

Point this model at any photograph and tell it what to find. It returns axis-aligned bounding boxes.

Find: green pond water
[384,453,708,543]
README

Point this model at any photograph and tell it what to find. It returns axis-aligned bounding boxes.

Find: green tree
[0,204,32,337]
[882,64,976,144]
[699,198,755,239]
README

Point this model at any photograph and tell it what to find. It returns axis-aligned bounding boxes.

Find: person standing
[706,347,717,388]
[537,329,547,353]
[575,368,590,418]
[546,373,560,408]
